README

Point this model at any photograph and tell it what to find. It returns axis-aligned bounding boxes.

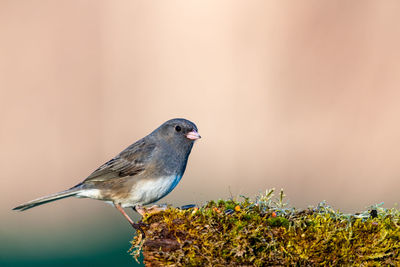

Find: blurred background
[1,1,400,266]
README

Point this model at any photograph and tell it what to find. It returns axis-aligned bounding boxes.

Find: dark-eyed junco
[13,118,200,236]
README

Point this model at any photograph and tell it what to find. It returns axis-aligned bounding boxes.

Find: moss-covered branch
[130,189,400,266]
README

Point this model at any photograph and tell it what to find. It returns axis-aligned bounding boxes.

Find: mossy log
[130,190,400,266]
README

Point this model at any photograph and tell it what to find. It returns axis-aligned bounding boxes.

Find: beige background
[1,0,400,261]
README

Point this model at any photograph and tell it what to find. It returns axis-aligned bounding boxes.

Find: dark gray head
[152,118,200,149]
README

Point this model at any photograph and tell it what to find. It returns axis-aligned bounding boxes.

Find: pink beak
[186,130,201,140]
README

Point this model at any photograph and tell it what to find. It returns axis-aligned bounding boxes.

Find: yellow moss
[130,189,400,265]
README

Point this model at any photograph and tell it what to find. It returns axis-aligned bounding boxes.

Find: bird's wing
[83,139,157,182]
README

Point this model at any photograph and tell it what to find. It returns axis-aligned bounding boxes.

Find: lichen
[129,189,400,266]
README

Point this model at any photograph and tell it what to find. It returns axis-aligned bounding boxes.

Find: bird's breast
[120,175,182,207]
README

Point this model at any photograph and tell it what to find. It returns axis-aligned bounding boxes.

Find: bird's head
[155,118,201,148]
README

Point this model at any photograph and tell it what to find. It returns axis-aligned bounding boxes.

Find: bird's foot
[134,204,168,216]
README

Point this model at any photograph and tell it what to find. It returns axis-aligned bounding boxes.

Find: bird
[13,118,201,236]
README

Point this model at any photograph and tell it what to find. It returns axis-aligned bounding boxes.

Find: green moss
[130,189,400,266]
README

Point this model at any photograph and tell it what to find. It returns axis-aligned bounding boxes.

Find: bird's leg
[130,206,149,228]
[114,203,145,238]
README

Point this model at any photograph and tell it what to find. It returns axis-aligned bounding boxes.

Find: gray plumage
[13,118,200,212]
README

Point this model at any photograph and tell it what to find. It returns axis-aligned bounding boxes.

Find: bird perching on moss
[13,118,201,237]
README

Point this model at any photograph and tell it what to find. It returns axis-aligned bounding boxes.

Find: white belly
[120,175,182,208]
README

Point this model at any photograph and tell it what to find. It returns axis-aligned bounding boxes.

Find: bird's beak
[186,130,201,140]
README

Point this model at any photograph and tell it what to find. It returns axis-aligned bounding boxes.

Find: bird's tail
[13,187,81,211]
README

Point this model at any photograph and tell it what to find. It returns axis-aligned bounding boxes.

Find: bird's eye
[175,125,182,132]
